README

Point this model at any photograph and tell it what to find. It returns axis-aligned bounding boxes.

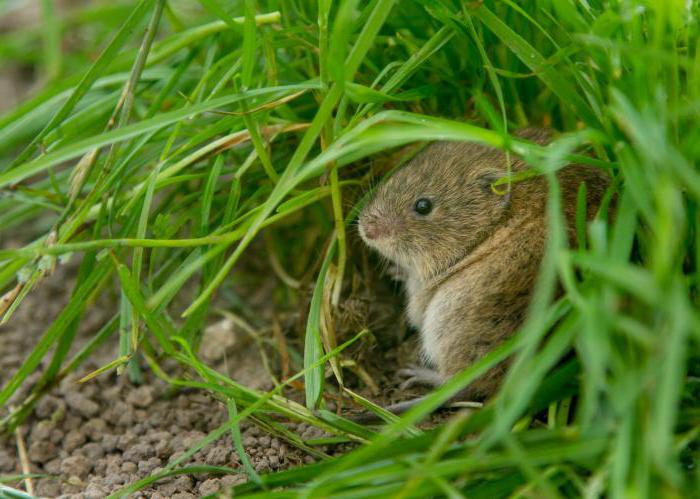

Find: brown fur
[358,129,608,398]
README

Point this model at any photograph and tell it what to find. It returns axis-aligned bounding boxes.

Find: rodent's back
[508,161,609,243]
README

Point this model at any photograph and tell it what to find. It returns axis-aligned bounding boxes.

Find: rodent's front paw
[397,366,443,390]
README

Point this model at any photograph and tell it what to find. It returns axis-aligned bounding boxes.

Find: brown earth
[0,245,431,498]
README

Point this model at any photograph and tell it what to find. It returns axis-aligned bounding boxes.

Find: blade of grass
[6,0,155,169]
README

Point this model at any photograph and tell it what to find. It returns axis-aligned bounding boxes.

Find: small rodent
[358,128,608,409]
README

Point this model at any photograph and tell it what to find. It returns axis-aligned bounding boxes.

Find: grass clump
[0,0,699,497]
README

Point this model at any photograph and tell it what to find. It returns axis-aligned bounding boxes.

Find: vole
[357,128,608,416]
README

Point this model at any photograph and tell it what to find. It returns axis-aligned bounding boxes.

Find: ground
[0,246,434,497]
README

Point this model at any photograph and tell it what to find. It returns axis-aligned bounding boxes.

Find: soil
[0,246,430,498]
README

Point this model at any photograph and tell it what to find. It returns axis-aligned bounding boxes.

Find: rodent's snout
[358,214,393,242]
[361,222,383,241]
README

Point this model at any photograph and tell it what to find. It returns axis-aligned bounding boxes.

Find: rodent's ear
[478,172,506,191]
[479,172,511,204]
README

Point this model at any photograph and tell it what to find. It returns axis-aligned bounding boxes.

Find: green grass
[1,0,699,497]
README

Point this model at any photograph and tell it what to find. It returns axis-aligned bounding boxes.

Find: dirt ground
[0,245,428,498]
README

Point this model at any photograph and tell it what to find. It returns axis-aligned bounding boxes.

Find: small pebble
[34,396,64,419]
[199,478,222,495]
[122,442,155,462]
[137,457,161,474]
[65,392,100,418]
[35,477,61,497]
[154,439,172,458]
[121,461,137,473]
[28,440,58,463]
[172,493,196,499]
[80,442,105,461]
[50,428,64,444]
[221,474,246,489]
[62,414,82,432]
[83,418,107,441]
[101,433,119,452]
[84,482,108,499]
[30,420,54,441]
[116,432,136,451]
[60,454,92,478]
[205,446,229,465]
[104,473,126,486]
[44,458,62,474]
[63,429,86,452]
[0,448,15,472]
[126,386,154,408]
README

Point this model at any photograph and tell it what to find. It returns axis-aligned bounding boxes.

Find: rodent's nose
[363,224,381,240]
[360,219,389,241]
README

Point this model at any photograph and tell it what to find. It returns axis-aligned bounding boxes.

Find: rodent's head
[359,141,514,281]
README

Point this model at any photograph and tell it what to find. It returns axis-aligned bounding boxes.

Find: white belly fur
[419,294,446,366]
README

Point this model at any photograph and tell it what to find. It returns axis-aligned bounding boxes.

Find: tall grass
[1,0,698,497]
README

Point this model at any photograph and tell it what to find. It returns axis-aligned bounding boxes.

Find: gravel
[0,260,309,497]
[0,241,407,497]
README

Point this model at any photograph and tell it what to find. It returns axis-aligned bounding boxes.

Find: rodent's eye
[413,198,433,216]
